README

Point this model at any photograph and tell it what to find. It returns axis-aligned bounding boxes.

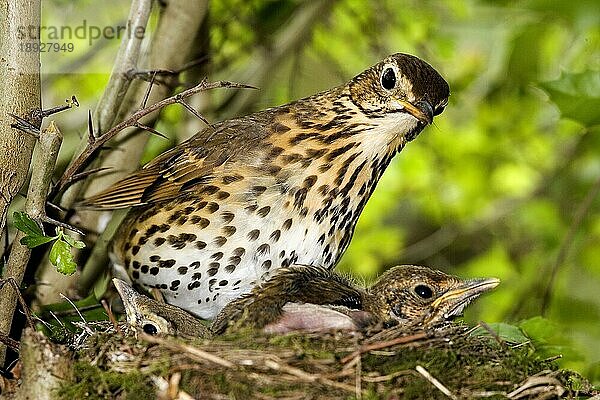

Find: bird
[83,53,450,320]
[112,265,499,337]
[212,264,500,334]
[113,278,211,338]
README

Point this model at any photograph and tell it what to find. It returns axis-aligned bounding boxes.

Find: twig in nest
[55,79,257,196]
[263,358,357,394]
[340,331,429,364]
[140,333,235,368]
[416,365,458,400]
[101,299,122,335]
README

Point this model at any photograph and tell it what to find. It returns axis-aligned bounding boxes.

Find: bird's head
[348,53,449,142]
[112,278,209,337]
[366,265,499,327]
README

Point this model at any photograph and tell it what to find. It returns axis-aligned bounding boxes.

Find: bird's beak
[396,99,434,125]
[426,277,500,323]
[113,278,140,324]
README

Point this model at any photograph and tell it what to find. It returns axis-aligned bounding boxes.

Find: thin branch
[541,173,600,314]
[0,278,35,330]
[0,122,62,362]
[54,80,256,195]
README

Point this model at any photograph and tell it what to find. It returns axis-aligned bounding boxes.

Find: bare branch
[55,80,256,195]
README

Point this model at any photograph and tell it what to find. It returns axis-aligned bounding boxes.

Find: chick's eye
[142,323,158,335]
[414,285,433,299]
[381,67,396,90]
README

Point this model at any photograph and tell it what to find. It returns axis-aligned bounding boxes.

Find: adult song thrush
[84,53,450,319]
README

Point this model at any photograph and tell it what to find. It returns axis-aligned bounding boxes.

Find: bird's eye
[142,323,158,335]
[414,285,433,299]
[381,67,396,90]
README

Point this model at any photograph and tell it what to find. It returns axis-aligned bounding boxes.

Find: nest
[3,321,589,400]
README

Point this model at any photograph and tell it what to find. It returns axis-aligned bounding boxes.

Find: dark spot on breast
[159,224,170,233]
[318,184,329,195]
[124,243,131,252]
[177,266,188,275]
[145,225,160,236]
[149,255,160,262]
[176,216,188,225]
[233,247,246,257]
[228,256,242,266]
[132,271,140,279]
[270,230,281,242]
[150,267,159,275]
[257,206,271,217]
[221,212,235,223]
[305,148,327,159]
[214,236,227,247]
[222,225,236,237]
[257,243,270,256]
[189,261,201,270]
[247,229,260,241]
[209,279,217,292]
[281,153,303,165]
[211,252,224,261]
[245,204,258,213]
[188,281,201,290]
[267,165,282,175]
[272,122,291,133]
[216,191,230,200]
[195,241,207,249]
[207,263,220,276]
[222,174,243,184]
[219,280,228,286]
[192,272,202,280]
[183,206,194,215]
[206,202,219,213]
[141,265,149,273]
[319,163,332,173]
[199,185,220,196]
[196,201,207,210]
[128,228,138,241]
[282,218,293,230]
[303,175,317,188]
[132,261,141,270]
[131,246,140,255]
[225,264,236,273]
[251,186,267,196]
[167,210,183,224]
[158,259,176,268]
[261,260,272,270]
[268,146,285,158]
[170,280,180,290]
[294,188,307,209]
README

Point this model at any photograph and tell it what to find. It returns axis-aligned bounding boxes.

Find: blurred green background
[38,0,599,383]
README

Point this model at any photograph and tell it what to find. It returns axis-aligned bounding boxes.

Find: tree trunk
[0,0,41,366]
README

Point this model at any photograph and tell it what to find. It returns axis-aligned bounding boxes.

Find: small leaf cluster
[13,211,84,275]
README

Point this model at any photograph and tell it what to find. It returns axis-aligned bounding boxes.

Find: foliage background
[27,0,599,384]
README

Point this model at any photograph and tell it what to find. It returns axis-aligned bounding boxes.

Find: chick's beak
[427,277,500,322]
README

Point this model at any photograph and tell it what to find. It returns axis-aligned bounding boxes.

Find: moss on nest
[47,323,597,399]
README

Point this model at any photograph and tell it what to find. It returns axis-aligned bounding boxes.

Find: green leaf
[62,234,85,249]
[539,70,600,127]
[49,239,77,275]
[13,211,43,237]
[470,322,530,344]
[20,235,56,248]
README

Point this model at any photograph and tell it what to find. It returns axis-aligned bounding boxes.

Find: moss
[56,362,155,400]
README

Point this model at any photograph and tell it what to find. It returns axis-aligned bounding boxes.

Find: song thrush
[84,53,450,319]
[113,265,499,336]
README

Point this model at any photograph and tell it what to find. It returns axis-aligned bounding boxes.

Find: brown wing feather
[79,117,272,209]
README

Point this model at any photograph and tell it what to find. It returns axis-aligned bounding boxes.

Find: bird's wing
[79,118,270,209]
